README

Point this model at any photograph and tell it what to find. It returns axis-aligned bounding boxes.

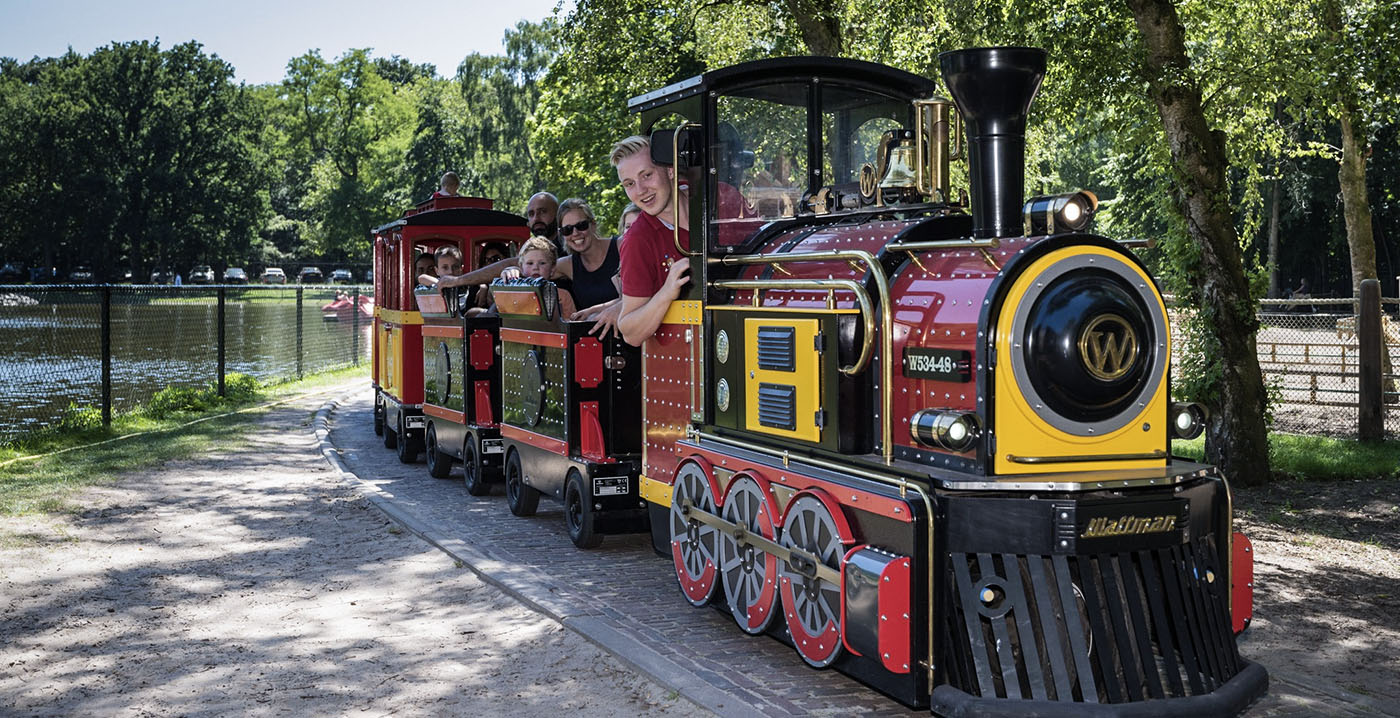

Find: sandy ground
[1235,477,1400,706]
[0,387,706,717]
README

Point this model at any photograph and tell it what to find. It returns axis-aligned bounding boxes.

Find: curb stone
[312,393,741,717]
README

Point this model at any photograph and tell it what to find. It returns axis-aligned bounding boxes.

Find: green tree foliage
[275,49,414,262]
[0,41,267,280]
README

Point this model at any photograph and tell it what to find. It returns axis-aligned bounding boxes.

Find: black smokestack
[939,47,1047,239]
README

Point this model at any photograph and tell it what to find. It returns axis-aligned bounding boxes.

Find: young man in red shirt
[611,135,692,346]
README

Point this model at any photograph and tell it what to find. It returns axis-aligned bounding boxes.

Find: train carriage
[490,278,649,547]
[371,195,528,464]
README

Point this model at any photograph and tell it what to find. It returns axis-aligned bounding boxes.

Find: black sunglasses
[560,219,592,236]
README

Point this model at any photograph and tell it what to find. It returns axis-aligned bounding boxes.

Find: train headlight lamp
[910,409,981,453]
[1170,402,1207,440]
[1023,190,1099,235]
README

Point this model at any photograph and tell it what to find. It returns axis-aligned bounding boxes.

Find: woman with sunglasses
[551,197,623,336]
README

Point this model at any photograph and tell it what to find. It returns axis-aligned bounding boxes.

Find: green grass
[0,365,368,518]
[1172,433,1400,481]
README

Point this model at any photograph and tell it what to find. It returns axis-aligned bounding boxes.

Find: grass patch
[1172,433,1400,481]
[0,366,368,518]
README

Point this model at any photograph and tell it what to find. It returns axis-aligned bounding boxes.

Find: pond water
[0,288,371,442]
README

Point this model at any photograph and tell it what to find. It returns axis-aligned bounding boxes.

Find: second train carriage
[373,46,1268,717]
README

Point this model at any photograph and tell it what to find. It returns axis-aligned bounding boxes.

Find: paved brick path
[322,388,1394,718]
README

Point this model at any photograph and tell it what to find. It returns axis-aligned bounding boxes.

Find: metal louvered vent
[757,383,796,430]
[756,326,796,371]
[944,538,1244,704]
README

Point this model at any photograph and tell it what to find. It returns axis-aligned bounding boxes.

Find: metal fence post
[217,286,226,397]
[1359,278,1381,440]
[101,285,112,426]
[352,286,360,367]
[297,286,304,380]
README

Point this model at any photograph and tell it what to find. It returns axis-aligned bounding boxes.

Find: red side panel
[878,556,912,674]
[470,329,494,370]
[474,379,494,426]
[574,337,603,389]
[579,400,606,461]
[643,324,695,485]
[1231,531,1254,634]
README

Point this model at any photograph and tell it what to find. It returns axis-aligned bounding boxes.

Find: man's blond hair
[609,135,650,167]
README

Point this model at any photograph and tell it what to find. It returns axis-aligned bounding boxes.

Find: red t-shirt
[619,211,689,298]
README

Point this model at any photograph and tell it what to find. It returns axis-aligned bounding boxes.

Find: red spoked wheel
[719,475,780,634]
[779,493,849,667]
[669,462,721,606]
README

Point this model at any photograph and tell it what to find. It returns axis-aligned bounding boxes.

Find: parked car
[150,267,176,284]
[190,265,216,284]
[297,266,324,284]
[223,267,249,284]
[68,266,94,283]
[261,267,287,284]
[330,268,354,284]
[0,263,24,283]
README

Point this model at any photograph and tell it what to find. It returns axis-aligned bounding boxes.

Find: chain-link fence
[1170,295,1400,439]
[1,284,371,444]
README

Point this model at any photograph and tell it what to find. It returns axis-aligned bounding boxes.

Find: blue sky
[0,0,569,84]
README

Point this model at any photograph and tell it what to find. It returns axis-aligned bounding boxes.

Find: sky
[0,0,570,84]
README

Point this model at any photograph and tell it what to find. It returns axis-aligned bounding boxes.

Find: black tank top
[570,238,621,310]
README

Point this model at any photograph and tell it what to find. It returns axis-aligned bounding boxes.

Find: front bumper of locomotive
[931,662,1267,718]
[930,471,1267,716]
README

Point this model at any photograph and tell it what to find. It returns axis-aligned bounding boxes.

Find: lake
[0,286,371,442]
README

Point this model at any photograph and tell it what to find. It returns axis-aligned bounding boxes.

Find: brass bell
[880,141,919,190]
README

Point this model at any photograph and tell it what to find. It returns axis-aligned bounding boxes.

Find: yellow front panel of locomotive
[993,246,1169,475]
[743,317,821,444]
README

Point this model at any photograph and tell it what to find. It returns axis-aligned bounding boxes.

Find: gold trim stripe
[661,300,703,325]
[639,475,673,506]
[376,308,424,325]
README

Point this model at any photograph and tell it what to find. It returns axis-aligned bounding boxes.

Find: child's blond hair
[518,236,557,262]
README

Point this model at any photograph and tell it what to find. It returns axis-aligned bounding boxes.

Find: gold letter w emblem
[1079,314,1138,380]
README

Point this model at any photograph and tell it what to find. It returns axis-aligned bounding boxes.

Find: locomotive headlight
[1023,190,1099,235]
[910,409,981,453]
[1170,402,1207,440]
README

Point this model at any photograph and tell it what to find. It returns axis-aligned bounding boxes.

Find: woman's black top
[570,237,621,310]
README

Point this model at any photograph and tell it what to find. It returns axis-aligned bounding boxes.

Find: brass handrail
[693,427,938,694]
[710,279,874,375]
[1006,449,1168,464]
[717,249,893,465]
[884,237,1000,253]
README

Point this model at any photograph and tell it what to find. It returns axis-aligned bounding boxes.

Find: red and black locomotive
[372,46,1268,717]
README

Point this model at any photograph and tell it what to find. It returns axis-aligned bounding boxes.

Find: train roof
[372,207,526,235]
[628,56,939,113]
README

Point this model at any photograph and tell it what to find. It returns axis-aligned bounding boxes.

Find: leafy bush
[143,375,262,419]
[55,403,103,431]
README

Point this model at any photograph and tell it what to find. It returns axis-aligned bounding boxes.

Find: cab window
[713,83,810,246]
[820,85,911,190]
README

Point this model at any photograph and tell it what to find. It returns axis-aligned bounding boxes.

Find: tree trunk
[1338,106,1378,294]
[1126,0,1272,485]
[1340,104,1397,395]
[1268,178,1280,298]
[781,0,844,56]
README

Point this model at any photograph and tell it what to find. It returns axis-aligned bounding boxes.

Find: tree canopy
[1,2,1397,480]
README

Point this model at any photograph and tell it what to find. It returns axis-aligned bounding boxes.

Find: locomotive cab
[630,48,1266,716]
